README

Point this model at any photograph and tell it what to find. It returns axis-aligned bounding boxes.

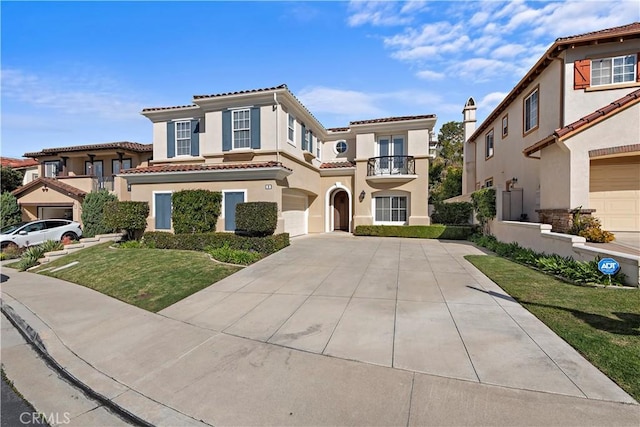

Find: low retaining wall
[492,220,639,287]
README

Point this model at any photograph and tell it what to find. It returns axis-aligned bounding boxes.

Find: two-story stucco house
[121,85,436,236]
[462,22,640,233]
[14,142,152,223]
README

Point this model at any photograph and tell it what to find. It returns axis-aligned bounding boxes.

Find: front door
[333,191,349,231]
[224,191,245,231]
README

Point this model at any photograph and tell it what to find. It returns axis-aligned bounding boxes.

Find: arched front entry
[333,190,349,231]
[325,184,352,233]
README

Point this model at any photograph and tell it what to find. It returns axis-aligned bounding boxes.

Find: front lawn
[465,255,640,401]
[32,243,241,312]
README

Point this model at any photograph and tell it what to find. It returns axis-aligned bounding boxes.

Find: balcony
[366,156,417,183]
[92,176,114,192]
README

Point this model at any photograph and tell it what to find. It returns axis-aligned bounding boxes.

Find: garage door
[282,191,308,237]
[590,157,640,232]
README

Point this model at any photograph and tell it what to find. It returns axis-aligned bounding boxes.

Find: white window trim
[303,129,312,152]
[591,54,637,87]
[334,140,348,155]
[376,135,406,157]
[316,140,322,160]
[232,109,251,150]
[152,191,173,230]
[44,161,59,178]
[221,189,247,219]
[287,113,296,146]
[485,129,494,159]
[524,88,539,133]
[371,193,409,225]
[175,120,192,156]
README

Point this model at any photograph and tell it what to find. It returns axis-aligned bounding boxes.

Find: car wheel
[61,232,78,242]
[1,242,18,252]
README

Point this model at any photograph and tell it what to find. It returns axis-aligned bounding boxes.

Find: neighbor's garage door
[589,156,640,232]
[282,191,308,237]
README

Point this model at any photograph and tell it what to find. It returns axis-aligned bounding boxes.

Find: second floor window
[485,129,494,159]
[288,114,295,144]
[233,109,251,149]
[592,54,636,86]
[524,88,538,133]
[44,161,58,177]
[303,129,312,152]
[502,115,508,138]
[176,121,191,156]
[112,159,132,175]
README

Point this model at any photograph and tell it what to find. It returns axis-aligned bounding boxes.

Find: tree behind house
[429,121,463,203]
[1,167,24,193]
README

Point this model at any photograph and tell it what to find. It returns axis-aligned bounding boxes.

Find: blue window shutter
[191,119,200,156]
[167,122,175,158]
[155,193,172,230]
[250,107,260,149]
[222,110,232,151]
[301,124,306,151]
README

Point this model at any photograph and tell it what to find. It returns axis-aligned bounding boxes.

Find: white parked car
[0,219,82,250]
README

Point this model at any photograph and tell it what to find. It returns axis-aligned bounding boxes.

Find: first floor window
[592,54,636,86]
[524,88,538,133]
[176,121,191,155]
[233,109,251,149]
[375,196,407,223]
[485,129,494,159]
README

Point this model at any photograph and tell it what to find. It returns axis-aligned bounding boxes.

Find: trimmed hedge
[354,225,475,240]
[172,190,222,234]
[143,231,290,254]
[81,190,118,237]
[104,201,149,240]
[236,202,277,236]
[431,201,473,225]
[469,234,627,286]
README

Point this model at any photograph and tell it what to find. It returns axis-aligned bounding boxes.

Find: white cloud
[1,68,143,120]
[297,86,383,117]
[347,1,413,27]
[491,43,527,59]
[416,70,445,80]
[478,91,508,111]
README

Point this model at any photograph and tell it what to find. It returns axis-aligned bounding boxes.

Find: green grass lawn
[465,255,640,401]
[33,243,241,312]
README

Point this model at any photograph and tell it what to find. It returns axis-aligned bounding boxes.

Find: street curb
[0,300,153,427]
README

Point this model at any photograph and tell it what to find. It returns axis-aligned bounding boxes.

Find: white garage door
[590,157,640,232]
[282,192,308,237]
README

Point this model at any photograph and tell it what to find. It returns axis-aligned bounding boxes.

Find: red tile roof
[350,115,436,125]
[469,22,640,143]
[555,88,640,137]
[193,84,288,100]
[12,177,87,198]
[120,161,292,175]
[319,161,356,169]
[523,88,640,156]
[141,104,199,112]
[24,142,152,158]
[1,157,38,169]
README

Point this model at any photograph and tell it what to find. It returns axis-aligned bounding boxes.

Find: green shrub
[235,202,278,236]
[568,209,614,243]
[468,234,626,286]
[81,190,118,237]
[104,201,149,240]
[206,244,263,265]
[143,231,290,254]
[1,192,22,229]
[172,190,222,234]
[471,188,496,233]
[1,244,22,260]
[353,225,475,240]
[40,240,63,253]
[117,240,146,249]
[431,202,473,225]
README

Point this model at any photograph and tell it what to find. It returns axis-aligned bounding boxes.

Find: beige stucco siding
[563,40,640,125]
[17,184,82,223]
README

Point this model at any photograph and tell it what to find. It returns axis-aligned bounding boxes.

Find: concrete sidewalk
[1,235,638,426]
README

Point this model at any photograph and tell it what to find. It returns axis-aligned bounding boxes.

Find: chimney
[462,97,477,195]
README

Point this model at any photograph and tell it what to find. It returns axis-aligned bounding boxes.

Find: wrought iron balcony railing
[367,156,415,176]
[92,176,114,192]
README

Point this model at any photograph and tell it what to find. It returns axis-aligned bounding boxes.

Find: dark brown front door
[333,191,349,231]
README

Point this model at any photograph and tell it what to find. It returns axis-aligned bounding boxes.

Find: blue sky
[2,1,639,158]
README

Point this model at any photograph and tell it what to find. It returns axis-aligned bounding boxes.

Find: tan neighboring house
[13,142,152,223]
[1,157,39,185]
[462,22,640,233]
[121,84,437,236]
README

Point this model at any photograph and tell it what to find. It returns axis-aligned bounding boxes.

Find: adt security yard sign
[598,258,620,286]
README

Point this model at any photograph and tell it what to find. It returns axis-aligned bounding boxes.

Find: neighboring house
[462,22,640,233]
[1,157,39,185]
[14,142,152,223]
[122,85,437,236]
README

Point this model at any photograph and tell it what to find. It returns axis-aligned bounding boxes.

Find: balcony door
[378,136,405,173]
[85,160,104,177]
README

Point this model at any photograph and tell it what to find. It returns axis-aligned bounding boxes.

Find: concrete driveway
[161,233,633,402]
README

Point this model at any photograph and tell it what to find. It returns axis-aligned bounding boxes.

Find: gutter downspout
[273,93,280,164]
